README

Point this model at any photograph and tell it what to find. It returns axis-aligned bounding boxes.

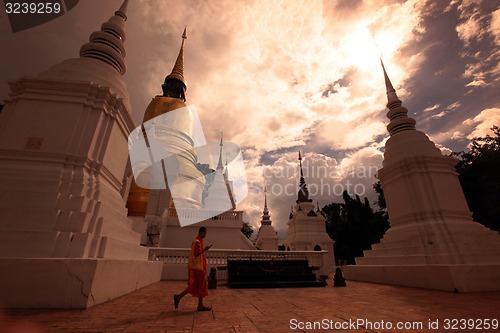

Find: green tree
[322,190,389,265]
[454,126,500,233]
[241,221,253,239]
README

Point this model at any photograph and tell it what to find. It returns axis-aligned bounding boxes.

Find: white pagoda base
[344,264,500,292]
[0,258,162,308]
[158,208,256,250]
[343,133,500,293]
[343,89,500,292]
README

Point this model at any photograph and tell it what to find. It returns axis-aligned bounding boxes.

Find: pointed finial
[264,185,268,209]
[261,183,270,222]
[115,0,129,20]
[380,58,395,94]
[296,150,311,203]
[380,58,417,136]
[164,27,188,89]
[298,151,304,178]
[223,153,230,180]
[380,58,402,108]
[216,131,224,170]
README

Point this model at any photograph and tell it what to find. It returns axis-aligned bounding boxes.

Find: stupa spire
[299,150,304,179]
[223,153,229,179]
[162,26,188,101]
[297,151,312,203]
[380,58,399,106]
[216,132,224,171]
[380,59,416,136]
[116,0,129,19]
[79,0,129,74]
[261,186,271,224]
[263,186,269,214]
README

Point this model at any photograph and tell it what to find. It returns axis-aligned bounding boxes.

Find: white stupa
[0,0,162,308]
[287,152,335,271]
[254,187,279,250]
[343,60,500,292]
[157,136,255,251]
[203,135,234,213]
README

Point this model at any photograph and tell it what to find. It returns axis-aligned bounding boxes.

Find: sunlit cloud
[423,104,441,112]
[491,8,500,44]
[455,1,500,90]
[465,108,500,139]
[0,0,498,238]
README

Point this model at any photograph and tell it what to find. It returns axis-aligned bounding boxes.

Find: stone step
[356,252,500,265]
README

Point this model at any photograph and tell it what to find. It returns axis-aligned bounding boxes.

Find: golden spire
[165,26,187,87]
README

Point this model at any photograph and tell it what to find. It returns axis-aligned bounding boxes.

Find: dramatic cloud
[1,0,498,238]
[465,108,500,139]
[245,148,383,238]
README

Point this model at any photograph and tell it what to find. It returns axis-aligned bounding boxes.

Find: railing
[149,248,334,284]
[167,209,243,221]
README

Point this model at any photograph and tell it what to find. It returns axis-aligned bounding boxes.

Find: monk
[173,227,212,311]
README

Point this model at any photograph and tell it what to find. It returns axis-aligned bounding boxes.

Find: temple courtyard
[2,277,499,333]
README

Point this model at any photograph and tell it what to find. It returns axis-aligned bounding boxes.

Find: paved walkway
[1,279,499,333]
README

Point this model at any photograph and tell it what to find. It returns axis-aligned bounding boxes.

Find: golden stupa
[126,27,204,216]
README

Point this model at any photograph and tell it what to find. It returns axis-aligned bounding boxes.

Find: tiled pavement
[1,279,500,333]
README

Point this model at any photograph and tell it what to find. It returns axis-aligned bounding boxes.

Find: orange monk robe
[186,236,208,297]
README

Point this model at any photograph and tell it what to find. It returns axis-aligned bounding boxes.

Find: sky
[1,0,499,239]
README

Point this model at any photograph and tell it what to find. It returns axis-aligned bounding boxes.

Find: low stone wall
[149,248,334,284]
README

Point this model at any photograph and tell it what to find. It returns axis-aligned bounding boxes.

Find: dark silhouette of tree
[454,126,500,233]
[241,221,253,239]
[373,181,386,211]
[322,190,389,265]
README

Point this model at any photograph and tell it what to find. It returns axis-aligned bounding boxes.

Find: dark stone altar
[227,258,326,288]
